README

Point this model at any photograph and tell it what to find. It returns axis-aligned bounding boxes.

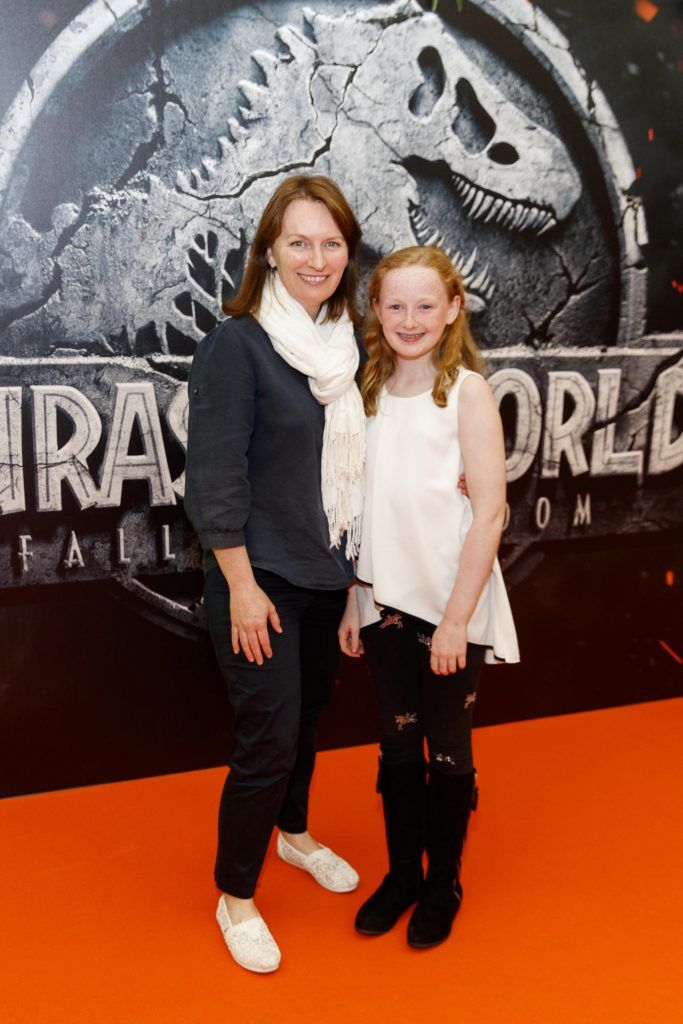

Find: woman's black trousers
[203,565,346,898]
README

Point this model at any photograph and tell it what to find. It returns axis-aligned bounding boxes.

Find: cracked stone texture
[0,0,631,356]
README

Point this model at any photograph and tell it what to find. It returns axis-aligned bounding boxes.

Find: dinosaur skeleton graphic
[0,0,624,358]
[178,1,581,314]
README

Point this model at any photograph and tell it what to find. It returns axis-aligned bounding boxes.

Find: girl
[339,245,519,949]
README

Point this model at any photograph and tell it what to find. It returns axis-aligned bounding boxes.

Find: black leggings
[204,565,346,898]
[361,608,487,776]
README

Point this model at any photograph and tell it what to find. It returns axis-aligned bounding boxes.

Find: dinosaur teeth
[519,208,533,230]
[537,215,556,236]
[484,198,502,224]
[424,231,440,245]
[469,190,485,217]
[471,264,491,291]
[478,194,494,219]
[465,188,481,212]
[461,246,478,276]
[504,203,519,229]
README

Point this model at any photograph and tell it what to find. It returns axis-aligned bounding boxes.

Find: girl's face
[267,198,349,319]
[374,266,460,365]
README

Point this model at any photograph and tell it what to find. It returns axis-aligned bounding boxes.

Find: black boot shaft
[379,759,427,872]
[424,768,475,882]
[407,768,475,949]
[355,759,426,936]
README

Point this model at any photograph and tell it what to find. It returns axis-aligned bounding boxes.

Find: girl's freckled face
[374,266,460,363]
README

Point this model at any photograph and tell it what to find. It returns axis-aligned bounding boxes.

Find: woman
[339,245,519,949]
[184,175,365,973]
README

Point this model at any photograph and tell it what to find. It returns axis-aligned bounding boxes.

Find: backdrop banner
[1,0,681,795]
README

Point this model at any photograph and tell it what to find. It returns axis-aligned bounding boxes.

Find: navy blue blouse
[184,315,358,590]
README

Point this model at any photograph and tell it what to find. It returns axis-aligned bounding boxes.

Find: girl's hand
[338,588,364,657]
[229,582,282,665]
[430,619,467,676]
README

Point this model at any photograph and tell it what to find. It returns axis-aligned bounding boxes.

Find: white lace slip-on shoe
[277,833,359,893]
[215,896,281,974]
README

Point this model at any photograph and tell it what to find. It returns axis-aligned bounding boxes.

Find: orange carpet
[1,699,681,1024]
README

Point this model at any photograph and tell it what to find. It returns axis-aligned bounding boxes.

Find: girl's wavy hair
[223,174,362,325]
[361,245,484,416]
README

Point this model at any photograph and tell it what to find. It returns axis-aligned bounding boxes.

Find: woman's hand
[229,581,282,665]
[338,587,364,658]
[430,618,467,676]
[457,473,469,498]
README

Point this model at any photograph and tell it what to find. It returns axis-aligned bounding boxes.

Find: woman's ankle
[280,829,323,856]
[221,893,258,923]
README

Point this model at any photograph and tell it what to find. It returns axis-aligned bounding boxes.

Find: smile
[397,332,426,343]
[298,274,329,283]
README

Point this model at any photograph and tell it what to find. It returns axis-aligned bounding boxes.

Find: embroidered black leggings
[361,609,487,775]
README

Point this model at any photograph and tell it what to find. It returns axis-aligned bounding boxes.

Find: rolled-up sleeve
[184,322,255,550]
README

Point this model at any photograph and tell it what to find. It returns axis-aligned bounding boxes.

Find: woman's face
[267,198,349,319]
[374,266,460,365]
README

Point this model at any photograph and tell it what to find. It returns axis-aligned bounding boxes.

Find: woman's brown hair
[223,174,362,325]
[361,245,484,416]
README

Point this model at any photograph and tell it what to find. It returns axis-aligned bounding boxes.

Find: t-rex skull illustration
[0,0,630,355]
[180,1,581,313]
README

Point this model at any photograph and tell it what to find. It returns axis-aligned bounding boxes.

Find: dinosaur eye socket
[452,78,496,155]
[409,47,446,119]
[488,141,519,165]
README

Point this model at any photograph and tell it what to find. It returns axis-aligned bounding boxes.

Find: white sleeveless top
[356,368,520,664]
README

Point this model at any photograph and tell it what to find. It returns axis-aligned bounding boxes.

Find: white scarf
[256,273,365,559]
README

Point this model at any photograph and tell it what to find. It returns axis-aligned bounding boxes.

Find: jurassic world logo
[0,0,681,633]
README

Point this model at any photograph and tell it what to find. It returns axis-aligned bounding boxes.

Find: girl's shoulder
[456,365,484,385]
[445,366,486,405]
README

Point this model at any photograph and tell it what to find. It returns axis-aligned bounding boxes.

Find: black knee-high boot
[407,768,475,949]
[355,760,426,936]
